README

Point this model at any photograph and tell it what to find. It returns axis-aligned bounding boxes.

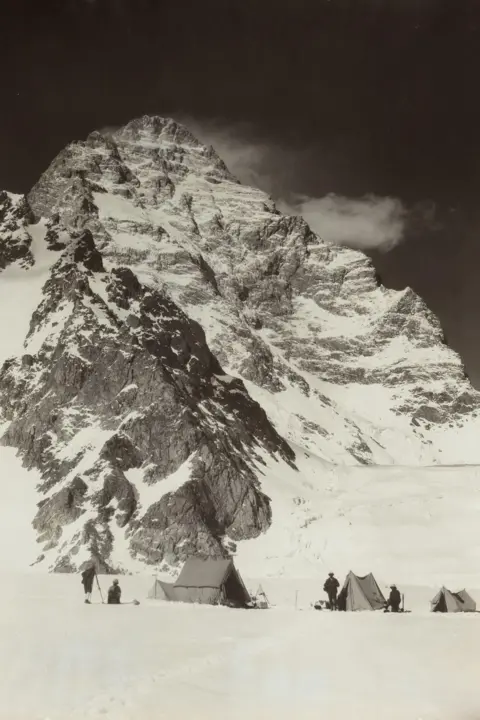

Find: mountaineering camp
[81,558,478,614]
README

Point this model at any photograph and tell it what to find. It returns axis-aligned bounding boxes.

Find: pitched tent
[172,557,251,607]
[337,571,387,611]
[456,590,476,612]
[431,587,476,613]
[148,579,178,601]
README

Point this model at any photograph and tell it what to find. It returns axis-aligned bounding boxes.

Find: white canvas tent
[148,579,178,601]
[430,587,476,613]
[148,558,251,608]
[173,557,251,607]
[337,571,386,611]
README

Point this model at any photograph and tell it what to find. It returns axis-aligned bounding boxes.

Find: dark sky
[2,0,480,381]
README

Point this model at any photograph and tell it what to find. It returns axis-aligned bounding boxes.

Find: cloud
[281,194,407,252]
[176,117,294,196]
[178,116,409,253]
[97,125,121,138]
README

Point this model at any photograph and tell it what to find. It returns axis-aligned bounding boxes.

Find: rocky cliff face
[0,116,479,571]
[0,221,292,571]
[0,191,35,269]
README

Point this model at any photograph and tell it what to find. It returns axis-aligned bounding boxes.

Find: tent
[172,557,251,607]
[337,571,387,611]
[456,590,476,612]
[148,579,178,601]
[430,587,476,613]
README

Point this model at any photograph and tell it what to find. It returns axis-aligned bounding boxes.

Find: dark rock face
[34,477,88,550]
[72,229,105,272]
[0,230,293,571]
[0,192,35,270]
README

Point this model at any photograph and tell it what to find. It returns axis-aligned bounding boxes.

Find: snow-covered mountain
[1,116,479,572]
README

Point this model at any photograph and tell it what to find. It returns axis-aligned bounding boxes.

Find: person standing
[323,572,340,610]
[385,585,401,612]
[81,564,96,604]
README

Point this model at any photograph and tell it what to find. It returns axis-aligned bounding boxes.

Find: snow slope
[0,215,57,367]
[0,444,40,570]
[1,429,480,589]
[237,448,480,588]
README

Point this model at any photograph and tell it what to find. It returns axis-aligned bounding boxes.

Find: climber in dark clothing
[107,579,122,604]
[81,564,96,604]
[385,585,401,612]
[323,572,340,610]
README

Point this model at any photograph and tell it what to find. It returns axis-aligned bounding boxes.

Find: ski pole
[95,572,105,604]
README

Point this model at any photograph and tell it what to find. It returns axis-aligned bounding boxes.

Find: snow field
[0,445,40,570]
[1,444,480,719]
[1,572,480,720]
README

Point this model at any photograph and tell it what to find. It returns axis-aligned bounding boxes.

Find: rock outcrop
[0,191,35,269]
[0,226,292,571]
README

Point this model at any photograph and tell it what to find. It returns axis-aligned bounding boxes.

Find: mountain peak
[1,115,480,572]
[113,115,202,147]
[27,115,236,224]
